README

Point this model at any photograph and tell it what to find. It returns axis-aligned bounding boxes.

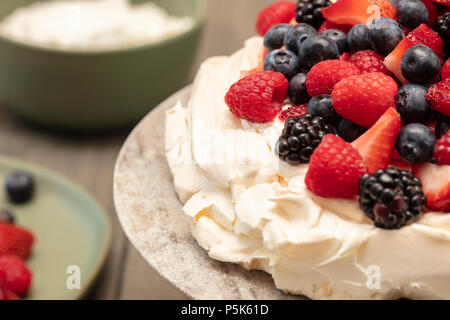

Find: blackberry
[276,114,333,165]
[359,168,426,230]
[295,0,331,29]
[435,12,449,53]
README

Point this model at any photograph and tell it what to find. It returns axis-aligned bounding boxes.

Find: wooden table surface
[0,0,274,300]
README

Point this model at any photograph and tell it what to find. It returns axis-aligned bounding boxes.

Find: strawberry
[426,79,450,116]
[384,24,444,83]
[256,1,297,36]
[431,0,450,7]
[305,60,360,96]
[352,108,401,173]
[305,134,368,199]
[0,224,34,260]
[322,0,396,26]
[434,131,450,165]
[332,72,398,128]
[389,159,413,171]
[420,0,440,27]
[318,20,352,34]
[278,104,308,121]
[414,163,450,212]
[442,59,450,81]
[0,255,32,296]
[0,287,21,300]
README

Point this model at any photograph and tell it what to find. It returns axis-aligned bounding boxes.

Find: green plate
[0,156,112,300]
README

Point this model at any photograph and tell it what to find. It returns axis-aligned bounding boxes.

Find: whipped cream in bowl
[165,37,450,300]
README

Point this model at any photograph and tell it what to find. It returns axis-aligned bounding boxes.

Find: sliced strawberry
[414,163,450,212]
[431,0,450,7]
[420,0,440,27]
[384,24,444,84]
[352,108,401,174]
[322,0,396,26]
[389,159,413,171]
[318,20,352,34]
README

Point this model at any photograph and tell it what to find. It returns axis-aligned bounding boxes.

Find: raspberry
[426,78,450,116]
[225,71,288,123]
[305,60,360,96]
[350,50,392,76]
[0,255,32,296]
[256,1,297,36]
[332,72,399,128]
[442,59,450,81]
[278,104,308,121]
[305,134,368,199]
[434,131,450,165]
[0,224,34,260]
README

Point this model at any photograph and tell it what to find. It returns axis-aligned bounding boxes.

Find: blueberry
[307,94,339,126]
[347,24,372,53]
[436,115,450,139]
[298,35,340,70]
[369,18,405,56]
[397,0,429,30]
[396,123,436,164]
[264,24,291,52]
[401,45,440,84]
[322,29,348,54]
[264,49,301,79]
[336,118,368,142]
[6,171,35,204]
[288,73,310,105]
[396,84,432,124]
[0,210,15,224]
[284,23,318,55]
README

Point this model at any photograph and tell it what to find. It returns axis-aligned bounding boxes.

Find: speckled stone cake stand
[113,86,306,300]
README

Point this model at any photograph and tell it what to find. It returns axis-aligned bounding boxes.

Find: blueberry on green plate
[6,171,35,204]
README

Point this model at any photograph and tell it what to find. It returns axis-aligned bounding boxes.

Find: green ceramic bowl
[0,0,206,131]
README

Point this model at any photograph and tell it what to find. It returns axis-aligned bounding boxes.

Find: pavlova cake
[165,0,450,299]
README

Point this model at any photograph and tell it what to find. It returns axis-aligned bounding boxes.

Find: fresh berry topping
[264,24,291,51]
[6,172,34,204]
[434,131,450,164]
[322,0,397,25]
[0,224,34,260]
[276,114,334,164]
[305,134,368,199]
[0,255,32,296]
[264,49,302,79]
[225,71,288,123]
[435,12,449,51]
[305,59,360,96]
[401,44,441,83]
[296,0,332,29]
[318,20,352,34]
[436,115,450,138]
[442,59,450,80]
[396,84,432,123]
[332,72,398,128]
[307,94,340,126]
[369,17,405,56]
[414,163,450,212]
[284,23,318,55]
[396,123,437,163]
[352,108,402,173]
[384,24,444,83]
[359,168,426,229]
[321,29,349,53]
[0,210,15,224]
[298,35,340,70]
[349,50,393,75]
[336,118,368,142]
[288,73,310,105]
[279,104,308,121]
[426,78,450,116]
[256,1,297,36]
[420,0,440,27]
[347,24,372,53]
[397,0,429,30]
